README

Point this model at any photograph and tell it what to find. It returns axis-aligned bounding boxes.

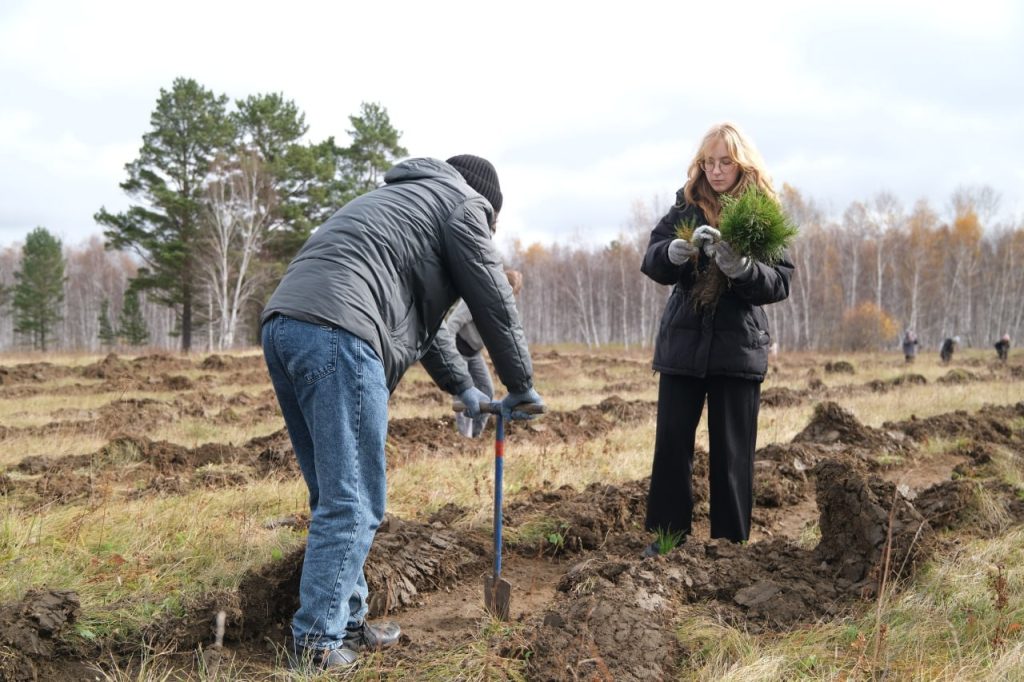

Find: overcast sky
[1,0,1021,252]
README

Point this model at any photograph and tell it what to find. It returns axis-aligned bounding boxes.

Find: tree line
[1,77,1021,355]
[507,185,1023,354]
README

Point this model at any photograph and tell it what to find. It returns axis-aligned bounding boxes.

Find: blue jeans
[261,314,389,652]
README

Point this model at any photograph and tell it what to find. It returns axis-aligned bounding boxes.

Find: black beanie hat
[446,155,503,213]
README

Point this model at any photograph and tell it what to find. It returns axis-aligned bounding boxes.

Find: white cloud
[1,0,1022,248]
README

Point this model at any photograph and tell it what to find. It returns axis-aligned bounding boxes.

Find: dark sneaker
[290,644,358,670]
[641,541,661,558]
[345,620,401,650]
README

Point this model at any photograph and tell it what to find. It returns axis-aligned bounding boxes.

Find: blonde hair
[682,122,777,225]
[504,269,523,295]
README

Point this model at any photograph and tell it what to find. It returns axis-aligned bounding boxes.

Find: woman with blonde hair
[640,122,794,552]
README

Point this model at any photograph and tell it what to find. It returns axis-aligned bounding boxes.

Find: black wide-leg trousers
[644,373,761,542]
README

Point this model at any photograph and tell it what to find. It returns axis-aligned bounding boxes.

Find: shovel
[453,398,544,620]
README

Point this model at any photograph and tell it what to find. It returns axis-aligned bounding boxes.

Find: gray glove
[691,225,721,255]
[458,386,492,418]
[500,387,544,421]
[667,239,697,265]
[708,240,752,279]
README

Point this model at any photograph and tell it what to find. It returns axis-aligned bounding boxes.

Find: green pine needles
[718,186,798,264]
[674,216,699,241]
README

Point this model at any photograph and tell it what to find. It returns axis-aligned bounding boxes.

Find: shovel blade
[484,575,512,620]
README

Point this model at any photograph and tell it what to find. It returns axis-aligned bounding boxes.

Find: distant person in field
[940,336,959,364]
[261,155,543,670]
[902,329,919,363]
[448,269,525,438]
[640,122,794,553]
[995,333,1010,362]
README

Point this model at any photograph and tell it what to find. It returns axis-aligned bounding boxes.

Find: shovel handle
[452,400,546,415]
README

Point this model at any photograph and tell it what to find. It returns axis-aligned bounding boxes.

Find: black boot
[345,620,401,650]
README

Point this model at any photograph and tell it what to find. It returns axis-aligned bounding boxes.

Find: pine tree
[97,298,117,347]
[118,289,150,347]
[12,227,66,351]
[342,102,409,196]
[96,77,235,352]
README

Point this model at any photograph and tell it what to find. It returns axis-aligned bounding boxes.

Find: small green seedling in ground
[655,528,687,555]
[545,531,565,552]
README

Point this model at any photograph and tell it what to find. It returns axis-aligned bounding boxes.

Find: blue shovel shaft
[493,411,504,580]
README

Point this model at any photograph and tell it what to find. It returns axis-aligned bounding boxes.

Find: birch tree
[201,152,275,349]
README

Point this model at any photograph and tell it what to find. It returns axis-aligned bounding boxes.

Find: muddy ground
[1,351,1023,680]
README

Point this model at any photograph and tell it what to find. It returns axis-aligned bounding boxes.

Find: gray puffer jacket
[261,157,533,395]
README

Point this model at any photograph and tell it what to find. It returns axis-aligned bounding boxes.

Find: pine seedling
[718,185,798,264]
[674,216,700,241]
[655,527,687,555]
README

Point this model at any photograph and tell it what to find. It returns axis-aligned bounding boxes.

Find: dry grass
[1,479,308,639]
[2,346,1023,678]
[676,530,1024,681]
[387,422,655,524]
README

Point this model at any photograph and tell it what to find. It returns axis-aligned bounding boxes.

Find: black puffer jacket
[262,158,532,395]
[641,193,794,382]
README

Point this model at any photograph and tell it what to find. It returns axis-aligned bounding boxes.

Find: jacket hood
[384,157,462,184]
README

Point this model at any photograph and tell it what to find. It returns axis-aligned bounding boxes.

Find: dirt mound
[0,362,75,386]
[915,478,1024,534]
[937,368,980,384]
[913,480,978,530]
[386,416,465,463]
[601,380,650,393]
[34,470,97,504]
[525,458,942,679]
[824,360,855,374]
[793,401,907,452]
[528,559,683,680]
[886,409,1018,445]
[395,382,449,406]
[508,396,655,446]
[365,517,488,616]
[868,373,928,392]
[761,386,806,407]
[79,353,133,380]
[246,429,300,477]
[754,453,812,507]
[8,435,269,508]
[0,589,81,681]
[80,353,193,382]
[147,515,489,652]
[198,354,264,372]
[506,480,650,556]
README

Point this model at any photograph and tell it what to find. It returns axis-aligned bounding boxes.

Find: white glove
[667,239,697,265]
[709,240,752,279]
[691,225,721,255]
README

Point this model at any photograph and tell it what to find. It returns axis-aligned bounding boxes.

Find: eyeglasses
[700,158,736,173]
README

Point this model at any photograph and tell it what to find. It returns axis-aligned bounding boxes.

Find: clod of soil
[814,459,931,586]
[0,589,80,681]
